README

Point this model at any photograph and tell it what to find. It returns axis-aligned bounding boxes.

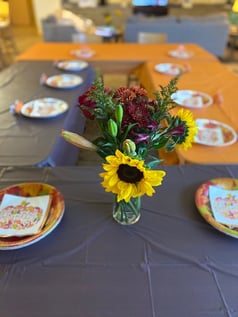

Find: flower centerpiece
[62,75,198,225]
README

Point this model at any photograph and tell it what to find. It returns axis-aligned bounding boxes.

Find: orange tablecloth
[17,42,218,74]
[139,60,238,164]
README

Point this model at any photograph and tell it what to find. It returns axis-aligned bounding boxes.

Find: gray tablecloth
[0,61,94,166]
[0,164,238,316]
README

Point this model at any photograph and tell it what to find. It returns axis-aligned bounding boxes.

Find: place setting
[171,90,213,108]
[168,45,194,59]
[0,182,65,249]
[154,62,190,76]
[71,45,96,59]
[40,73,83,89]
[194,118,237,147]
[195,177,238,238]
[10,98,69,118]
[54,60,89,72]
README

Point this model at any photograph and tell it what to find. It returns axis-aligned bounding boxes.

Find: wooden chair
[127,32,167,86]
[137,32,167,44]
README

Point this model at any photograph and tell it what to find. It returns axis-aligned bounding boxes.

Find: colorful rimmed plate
[21,98,68,118]
[45,74,83,89]
[171,90,213,108]
[168,49,194,59]
[71,49,96,59]
[0,183,65,249]
[194,119,237,147]
[154,63,184,76]
[55,60,88,72]
[195,178,238,238]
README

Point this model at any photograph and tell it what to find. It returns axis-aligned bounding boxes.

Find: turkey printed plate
[45,74,83,89]
[171,90,213,108]
[194,119,237,147]
[0,183,65,249]
[154,63,185,76]
[55,60,88,72]
[21,98,68,118]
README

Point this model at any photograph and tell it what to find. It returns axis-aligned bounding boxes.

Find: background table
[16,42,218,74]
[137,60,238,164]
[0,60,94,166]
[0,164,238,316]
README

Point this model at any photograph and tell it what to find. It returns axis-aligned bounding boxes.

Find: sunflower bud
[122,139,136,156]
[115,104,123,126]
[108,119,118,137]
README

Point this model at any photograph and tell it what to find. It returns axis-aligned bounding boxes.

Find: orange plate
[0,183,64,250]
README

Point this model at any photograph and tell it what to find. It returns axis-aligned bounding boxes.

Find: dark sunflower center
[117,164,144,183]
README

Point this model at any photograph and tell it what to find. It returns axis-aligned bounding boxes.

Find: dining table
[0,163,238,316]
[16,42,218,74]
[15,42,238,165]
[0,60,94,166]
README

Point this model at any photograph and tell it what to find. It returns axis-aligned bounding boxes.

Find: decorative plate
[194,119,237,147]
[154,63,184,76]
[0,183,65,249]
[55,60,88,72]
[71,49,96,59]
[195,178,238,238]
[21,98,68,118]
[171,90,213,108]
[168,49,194,59]
[45,74,83,89]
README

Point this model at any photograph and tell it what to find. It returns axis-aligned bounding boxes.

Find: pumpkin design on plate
[0,200,43,230]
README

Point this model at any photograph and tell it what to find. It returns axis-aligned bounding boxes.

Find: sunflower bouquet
[62,75,197,224]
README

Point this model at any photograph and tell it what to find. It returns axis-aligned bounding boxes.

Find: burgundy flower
[78,87,97,120]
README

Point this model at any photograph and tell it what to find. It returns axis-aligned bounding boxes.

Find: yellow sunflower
[177,109,198,150]
[99,150,166,202]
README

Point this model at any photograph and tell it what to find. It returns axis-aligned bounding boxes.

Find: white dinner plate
[45,74,83,89]
[154,63,184,76]
[194,119,237,147]
[0,182,65,250]
[21,98,69,118]
[171,90,213,108]
[71,49,96,58]
[168,49,194,59]
[55,60,88,72]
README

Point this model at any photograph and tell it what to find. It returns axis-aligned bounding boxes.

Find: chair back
[137,32,167,43]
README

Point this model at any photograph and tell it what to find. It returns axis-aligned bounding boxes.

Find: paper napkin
[209,186,238,226]
[0,194,52,237]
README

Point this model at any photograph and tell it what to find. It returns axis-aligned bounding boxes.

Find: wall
[31,0,62,34]
[8,0,34,25]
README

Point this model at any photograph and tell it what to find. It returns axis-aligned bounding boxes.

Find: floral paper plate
[171,90,213,108]
[45,74,83,89]
[154,63,184,76]
[194,119,237,146]
[21,98,68,118]
[0,183,65,249]
[55,60,88,72]
[195,178,238,238]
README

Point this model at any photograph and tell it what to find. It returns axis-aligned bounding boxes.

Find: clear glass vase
[112,196,141,225]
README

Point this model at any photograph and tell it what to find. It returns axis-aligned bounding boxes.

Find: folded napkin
[9,100,24,115]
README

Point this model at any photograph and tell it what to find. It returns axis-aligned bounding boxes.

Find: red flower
[78,87,97,120]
